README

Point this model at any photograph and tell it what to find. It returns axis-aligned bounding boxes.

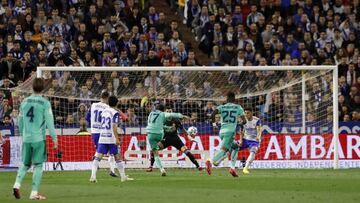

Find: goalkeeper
[12,78,58,200]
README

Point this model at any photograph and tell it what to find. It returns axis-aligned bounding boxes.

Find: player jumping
[88,91,118,177]
[90,96,133,182]
[146,104,188,176]
[205,92,246,176]
[230,107,262,175]
[146,106,202,172]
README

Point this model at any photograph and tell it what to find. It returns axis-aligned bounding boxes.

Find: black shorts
[160,135,185,151]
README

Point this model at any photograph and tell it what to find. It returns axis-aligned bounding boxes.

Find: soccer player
[12,78,58,200]
[88,91,117,177]
[231,107,262,174]
[205,91,246,176]
[146,106,201,172]
[146,104,188,176]
[90,96,133,182]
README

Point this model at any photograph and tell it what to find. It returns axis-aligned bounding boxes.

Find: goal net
[8,65,341,170]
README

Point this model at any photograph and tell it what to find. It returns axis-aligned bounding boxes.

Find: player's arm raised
[44,101,58,150]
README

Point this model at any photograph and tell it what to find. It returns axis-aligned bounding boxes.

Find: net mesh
[8,67,335,169]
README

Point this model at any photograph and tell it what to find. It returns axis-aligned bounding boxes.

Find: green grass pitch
[0,169,359,203]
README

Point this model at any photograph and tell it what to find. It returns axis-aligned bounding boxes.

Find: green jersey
[19,95,57,143]
[217,103,244,134]
[146,110,183,135]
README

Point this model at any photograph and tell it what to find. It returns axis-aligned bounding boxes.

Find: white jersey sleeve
[90,102,109,134]
[243,116,261,141]
[98,107,120,144]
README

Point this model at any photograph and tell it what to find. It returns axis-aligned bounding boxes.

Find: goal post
[31,65,339,169]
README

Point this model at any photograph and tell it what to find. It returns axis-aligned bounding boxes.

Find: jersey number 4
[26,106,35,122]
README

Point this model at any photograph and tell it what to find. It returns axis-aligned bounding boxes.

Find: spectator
[1,114,13,127]
[246,5,264,28]
[144,71,161,91]
[73,103,87,124]
[125,104,140,126]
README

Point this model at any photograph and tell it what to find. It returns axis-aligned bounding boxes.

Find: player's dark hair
[108,96,118,107]
[244,106,253,112]
[227,91,236,102]
[33,78,45,93]
[165,105,172,110]
[101,91,109,99]
[157,104,165,111]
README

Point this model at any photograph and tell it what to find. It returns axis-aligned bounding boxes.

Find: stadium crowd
[0,0,359,131]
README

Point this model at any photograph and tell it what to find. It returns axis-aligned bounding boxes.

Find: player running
[205,92,246,176]
[230,107,262,175]
[90,96,133,183]
[13,78,58,200]
[88,91,117,177]
[146,106,202,172]
[146,104,189,176]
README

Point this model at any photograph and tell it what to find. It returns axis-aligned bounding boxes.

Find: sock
[149,151,155,168]
[14,164,30,189]
[154,155,163,170]
[91,157,101,179]
[108,155,116,174]
[230,148,239,169]
[32,163,43,192]
[212,150,227,166]
[245,152,255,168]
[184,150,200,168]
[116,160,126,178]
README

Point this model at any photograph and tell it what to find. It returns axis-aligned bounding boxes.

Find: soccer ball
[187,126,198,137]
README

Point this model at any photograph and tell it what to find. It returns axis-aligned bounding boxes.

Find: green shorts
[22,141,47,166]
[148,133,163,151]
[219,132,235,150]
